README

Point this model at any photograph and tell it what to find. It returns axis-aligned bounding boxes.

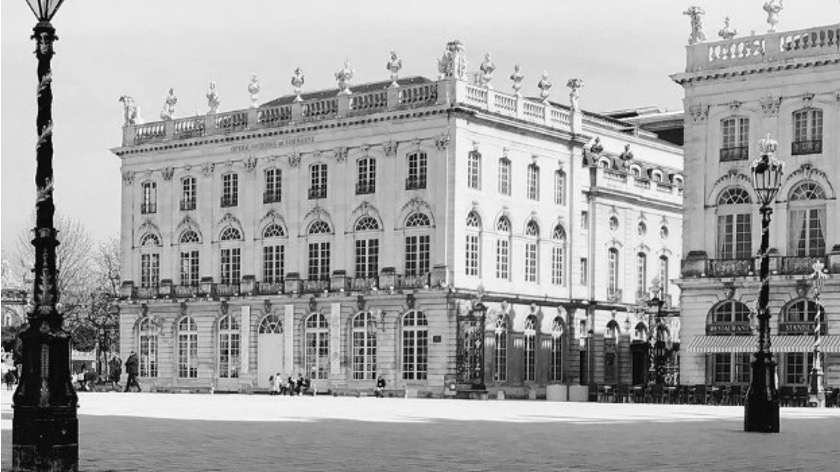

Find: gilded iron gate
[455,301,486,390]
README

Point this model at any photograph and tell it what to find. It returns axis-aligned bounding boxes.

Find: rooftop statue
[386,51,403,87]
[683,6,707,44]
[718,16,738,40]
[619,144,634,161]
[206,81,220,115]
[248,74,260,108]
[537,71,552,102]
[763,0,783,33]
[509,64,524,97]
[587,136,604,154]
[119,95,142,126]
[437,39,468,80]
[159,88,177,121]
[479,52,496,89]
[335,59,355,95]
[566,78,583,110]
[291,67,305,101]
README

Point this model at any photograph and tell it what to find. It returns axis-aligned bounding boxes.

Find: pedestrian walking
[110,354,123,391]
[124,351,142,392]
[272,372,283,395]
[4,368,16,391]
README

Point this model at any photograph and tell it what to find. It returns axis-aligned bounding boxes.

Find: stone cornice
[672,53,840,86]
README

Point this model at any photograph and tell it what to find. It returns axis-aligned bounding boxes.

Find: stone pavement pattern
[2,390,839,471]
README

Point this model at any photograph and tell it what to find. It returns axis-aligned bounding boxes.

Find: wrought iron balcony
[180,199,196,211]
[140,203,157,214]
[352,277,378,291]
[606,289,623,303]
[791,140,822,156]
[220,195,238,207]
[174,285,198,298]
[216,283,240,297]
[405,176,427,190]
[257,281,284,295]
[136,286,159,299]
[398,273,430,288]
[781,256,825,275]
[303,279,330,293]
[263,190,282,204]
[708,258,754,277]
[308,186,327,199]
[719,146,749,162]
[355,181,376,195]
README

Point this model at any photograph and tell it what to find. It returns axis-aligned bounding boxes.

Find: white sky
[2,0,838,250]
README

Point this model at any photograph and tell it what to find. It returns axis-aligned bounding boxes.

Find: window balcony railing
[257,281,284,295]
[216,283,240,297]
[780,256,826,275]
[136,286,159,299]
[355,181,376,195]
[719,146,749,162]
[606,288,623,303]
[220,195,238,207]
[352,277,378,291]
[791,140,822,156]
[405,176,427,190]
[140,203,157,214]
[180,199,196,211]
[708,258,754,277]
[263,191,281,204]
[308,186,327,199]
[303,278,330,293]
[174,285,198,298]
[398,273,430,289]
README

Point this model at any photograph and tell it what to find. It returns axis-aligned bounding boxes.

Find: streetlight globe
[25,0,65,22]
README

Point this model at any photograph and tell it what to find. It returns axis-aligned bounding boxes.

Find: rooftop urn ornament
[119,95,142,126]
[437,39,468,80]
[335,59,355,95]
[248,74,260,108]
[510,64,524,97]
[763,0,783,33]
[718,16,738,40]
[291,67,305,102]
[566,78,584,110]
[206,81,220,115]
[386,51,403,87]
[159,88,177,121]
[537,71,552,102]
[683,6,707,44]
[479,52,496,89]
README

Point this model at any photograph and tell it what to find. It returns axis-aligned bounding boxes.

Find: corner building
[113,43,682,396]
[674,24,840,389]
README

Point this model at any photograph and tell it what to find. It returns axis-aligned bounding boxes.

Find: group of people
[269,373,314,396]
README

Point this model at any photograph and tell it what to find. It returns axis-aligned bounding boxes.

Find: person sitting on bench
[374,375,386,398]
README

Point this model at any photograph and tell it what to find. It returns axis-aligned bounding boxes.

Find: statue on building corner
[537,71,552,102]
[206,81,220,115]
[479,52,496,89]
[119,95,142,126]
[566,78,583,110]
[159,88,177,121]
[336,59,355,95]
[683,6,707,44]
[248,74,260,108]
[386,51,402,87]
[437,39,468,80]
[510,64,524,97]
[291,67,305,102]
[718,16,738,40]
[619,144,634,162]
[763,0,783,33]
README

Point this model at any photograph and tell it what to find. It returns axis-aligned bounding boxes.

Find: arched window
[402,311,428,380]
[554,170,566,205]
[218,315,240,378]
[468,151,481,190]
[792,108,823,155]
[405,213,431,277]
[177,316,198,379]
[263,224,286,238]
[495,217,512,280]
[352,312,377,380]
[634,322,648,342]
[551,225,566,285]
[638,222,647,236]
[783,300,819,323]
[141,233,161,247]
[355,216,380,232]
[605,319,620,339]
[493,316,507,382]
[305,313,329,379]
[527,164,540,200]
[138,317,158,378]
[220,227,242,241]
[405,212,431,228]
[355,217,380,279]
[465,211,481,277]
[308,220,331,234]
[307,221,331,281]
[608,248,619,294]
[713,300,750,323]
[180,230,200,244]
[258,313,283,334]
[717,187,752,259]
[525,221,539,283]
[718,187,752,205]
[524,315,537,382]
[263,224,286,285]
[550,317,564,382]
[788,182,826,257]
[720,116,750,161]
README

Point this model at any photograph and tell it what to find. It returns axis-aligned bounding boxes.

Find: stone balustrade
[121,79,582,148]
[591,167,683,202]
[686,23,840,72]
[681,255,836,278]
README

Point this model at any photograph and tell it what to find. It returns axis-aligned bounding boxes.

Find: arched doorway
[257,313,284,389]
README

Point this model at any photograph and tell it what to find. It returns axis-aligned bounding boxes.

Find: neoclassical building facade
[674,21,840,389]
[113,42,683,396]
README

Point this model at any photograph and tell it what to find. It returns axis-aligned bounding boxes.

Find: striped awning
[685,335,840,353]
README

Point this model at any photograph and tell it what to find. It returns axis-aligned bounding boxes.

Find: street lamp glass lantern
[25,0,65,22]
[750,135,784,206]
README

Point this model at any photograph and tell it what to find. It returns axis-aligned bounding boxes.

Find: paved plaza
[2,390,839,471]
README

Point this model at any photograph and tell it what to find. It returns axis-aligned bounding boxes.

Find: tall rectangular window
[608,249,619,293]
[785,352,806,385]
[140,253,159,288]
[525,243,538,283]
[550,337,563,382]
[309,164,327,199]
[467,151,481,190]
[790,208,826,257]
[636,253,647,296]
[179,250,199,287]
[496,239,509,280]
[355,239,379,278]
[263,245,285,284]
[356,158,376,195]
[720,117,750,161]
[527,164,540,200]
[734,353,751,383]
[465,233,480,276]
[524,333,536,382]
[581,211,589,230]
[580,258,588,285]
[264,168,282,203]
[181,177,196,211]
[220,248,241,285]
[659,256,669,296]
[554,170,566,205]
[792,109,823,155]
[714,353,732,383]
[141,181,157,214]
[405,235,430,276]
[308,242,330,280]
[717,214,752,259]
[551,246,564,285]
[498,158,511,195]
[221,173,238,207]
[406,152,427,190]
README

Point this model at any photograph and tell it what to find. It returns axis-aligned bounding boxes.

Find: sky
[2,0,838,252]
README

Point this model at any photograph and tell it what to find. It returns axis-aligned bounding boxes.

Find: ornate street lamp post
[809,260,828,407]
[645,278,665,387]
[13,0,78,470]
[744,134,784,433]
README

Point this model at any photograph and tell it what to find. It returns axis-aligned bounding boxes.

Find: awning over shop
[685,335,840,353]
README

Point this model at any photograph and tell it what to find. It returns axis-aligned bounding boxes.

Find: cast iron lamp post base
[744,353,780,433]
